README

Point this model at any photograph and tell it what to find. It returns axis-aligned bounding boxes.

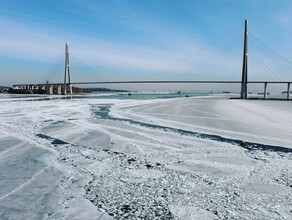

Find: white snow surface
[0,94,291,219]
[110,97,292,148]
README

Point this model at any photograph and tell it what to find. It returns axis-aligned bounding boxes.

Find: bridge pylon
[64,43,72,95]
[241,20,248,99]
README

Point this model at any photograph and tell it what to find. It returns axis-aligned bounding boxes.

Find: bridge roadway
[71,81,292,100]
[71,80,291,84]
[13,80,292,86]
[13,80,292,99]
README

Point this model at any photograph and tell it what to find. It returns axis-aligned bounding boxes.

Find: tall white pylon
[241,20,248,99]
[64,43,72,95]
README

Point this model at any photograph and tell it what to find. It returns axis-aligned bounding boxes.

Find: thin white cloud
[277,14,292,31]
[0,19,242,82]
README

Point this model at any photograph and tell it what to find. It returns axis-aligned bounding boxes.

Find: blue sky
[1,0,292,86]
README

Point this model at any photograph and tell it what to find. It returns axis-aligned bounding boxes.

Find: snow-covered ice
[0,94,291,219]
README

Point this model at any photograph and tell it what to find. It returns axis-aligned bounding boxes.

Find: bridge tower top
[64,42,72,95]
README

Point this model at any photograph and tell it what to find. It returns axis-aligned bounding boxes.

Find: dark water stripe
[94,105,292,154]
[36,133,69,145]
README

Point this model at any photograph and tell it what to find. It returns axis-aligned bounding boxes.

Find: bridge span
[13,80,292,99]
[11,20,292,100]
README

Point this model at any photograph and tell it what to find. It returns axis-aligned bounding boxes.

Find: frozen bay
[0,93,291,219]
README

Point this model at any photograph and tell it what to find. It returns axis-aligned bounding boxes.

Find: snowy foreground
[0,94,291,219]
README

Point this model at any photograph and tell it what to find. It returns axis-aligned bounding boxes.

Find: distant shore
[1,86,129,95]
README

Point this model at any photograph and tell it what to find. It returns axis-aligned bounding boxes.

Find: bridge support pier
[287,83,291,100]
[69,85,72,95]
[264,82,268,100]
[58,86,62,95]
[49,86,53,95]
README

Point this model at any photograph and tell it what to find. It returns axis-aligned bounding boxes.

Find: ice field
[0,94,291,219]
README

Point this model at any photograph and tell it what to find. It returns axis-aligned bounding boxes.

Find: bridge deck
[13,80,292,87]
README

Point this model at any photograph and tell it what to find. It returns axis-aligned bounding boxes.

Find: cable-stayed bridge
[13,20,292,99]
